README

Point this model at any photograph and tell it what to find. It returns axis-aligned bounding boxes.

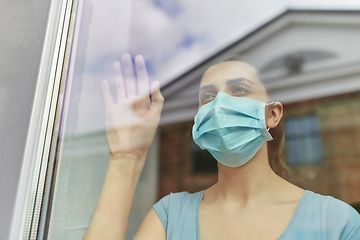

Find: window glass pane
[284,115,323,166]
[286,139,301,165]
[284,118,300,136]
[309,135,323,163]
[36,3,360,240]
[46,1,144,239]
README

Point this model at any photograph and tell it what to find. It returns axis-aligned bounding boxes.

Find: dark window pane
[192,143,218,174]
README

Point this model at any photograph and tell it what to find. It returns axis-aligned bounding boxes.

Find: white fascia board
[267,62,360,104]
[288,11,360,26]
[265,60,360,91]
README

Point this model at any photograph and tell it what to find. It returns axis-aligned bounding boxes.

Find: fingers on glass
[101,80,115,110]
[150,81,160,101]
[110,53,150,101]
[135,55,150,97]
[113,61,126,100]
[149,81,164,117]
[122,53,137,97]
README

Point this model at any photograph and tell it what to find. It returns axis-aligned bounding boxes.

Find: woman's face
[199,61,268,107]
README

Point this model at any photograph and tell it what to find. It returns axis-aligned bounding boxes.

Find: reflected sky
[85,0,360,87]
[71,0,360,135]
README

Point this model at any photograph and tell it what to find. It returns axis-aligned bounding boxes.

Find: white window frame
[9,0,78,239]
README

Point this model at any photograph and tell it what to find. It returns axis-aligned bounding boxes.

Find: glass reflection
[45,1,360,239]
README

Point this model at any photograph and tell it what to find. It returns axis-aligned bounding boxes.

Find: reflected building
[158,9,360,205]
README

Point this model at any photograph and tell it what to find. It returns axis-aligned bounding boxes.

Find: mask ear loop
[265,101,276,131]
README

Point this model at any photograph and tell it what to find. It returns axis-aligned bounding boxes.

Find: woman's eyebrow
[226,78,254,87]
[199,84,217,92]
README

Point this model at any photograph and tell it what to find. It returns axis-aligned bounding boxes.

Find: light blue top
[153,190,360,240]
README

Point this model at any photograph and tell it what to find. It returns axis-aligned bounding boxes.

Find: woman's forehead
[200,61,260,87]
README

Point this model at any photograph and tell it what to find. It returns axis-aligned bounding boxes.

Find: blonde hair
[217,54,289,179]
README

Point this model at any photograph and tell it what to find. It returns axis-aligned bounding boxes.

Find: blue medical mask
[192,92,273,168]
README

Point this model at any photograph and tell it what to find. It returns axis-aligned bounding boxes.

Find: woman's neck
[208,145,284,206]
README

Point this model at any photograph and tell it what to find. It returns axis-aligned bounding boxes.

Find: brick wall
[158,122,217,199]
[158,91,360,204]
[284,91,360,203]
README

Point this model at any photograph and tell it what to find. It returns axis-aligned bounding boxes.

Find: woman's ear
[266,102,283,129]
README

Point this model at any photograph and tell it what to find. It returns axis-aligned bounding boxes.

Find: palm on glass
[101,53,164,161]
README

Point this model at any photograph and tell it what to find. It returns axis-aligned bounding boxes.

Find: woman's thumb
[149,81,164,118]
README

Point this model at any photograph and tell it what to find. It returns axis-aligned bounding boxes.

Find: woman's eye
[200,93,215,104]
[233,86,249,95]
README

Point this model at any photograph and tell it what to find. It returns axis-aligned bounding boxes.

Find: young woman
[84,53,360,240]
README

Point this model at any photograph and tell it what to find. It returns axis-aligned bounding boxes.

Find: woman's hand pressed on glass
[101,53,163,161]
[84,54,165,240]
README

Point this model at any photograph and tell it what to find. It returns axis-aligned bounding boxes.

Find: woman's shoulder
[305,190,359,214]
[304,190,359,217]
[157,190,204,202]
[304,190,360,238]
[153,190,204,212]
[152,190,204,234]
